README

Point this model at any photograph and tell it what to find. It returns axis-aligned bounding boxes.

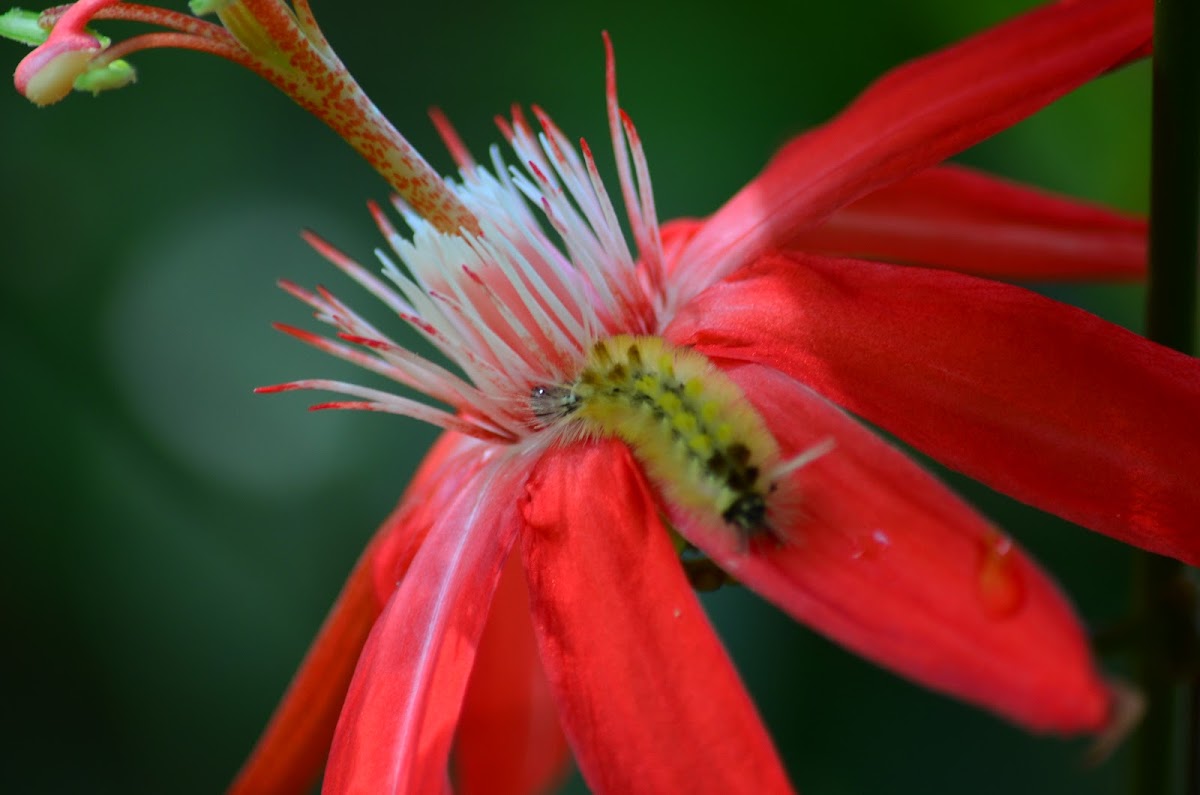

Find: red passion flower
[11,0,1193,793]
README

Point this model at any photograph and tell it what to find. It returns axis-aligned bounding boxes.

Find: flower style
[10,0,1198,793]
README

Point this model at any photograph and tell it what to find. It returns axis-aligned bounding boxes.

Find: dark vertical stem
[1135,0,1200,793]
[1189,682,1200,795]
[1133,554,1190,795]
[1145,0,1199,348]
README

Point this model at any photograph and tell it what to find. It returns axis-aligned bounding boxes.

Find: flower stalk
[1136,0,1200,792]
[4,0,478,234]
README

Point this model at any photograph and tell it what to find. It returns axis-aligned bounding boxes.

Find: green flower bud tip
[0,7,111,48]
[0,8,50,46]
[73,58,135,96]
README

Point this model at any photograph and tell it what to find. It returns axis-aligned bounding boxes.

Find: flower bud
[14,31,103,106]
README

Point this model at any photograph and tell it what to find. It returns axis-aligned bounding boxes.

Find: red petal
[521,441,794,795]
[229,431,480,795]
[227,528,385,795]
[455,556,570,795]
[674,0,1152,293]
[369,434,494,603]
[675,363,1111,733]
[786,165,1146,280]
[667,253,1200,565]
[323,452,535,794]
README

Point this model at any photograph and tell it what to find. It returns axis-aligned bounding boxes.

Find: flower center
[533,335,787,543]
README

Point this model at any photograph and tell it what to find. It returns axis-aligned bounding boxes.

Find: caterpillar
[531,335,790,545]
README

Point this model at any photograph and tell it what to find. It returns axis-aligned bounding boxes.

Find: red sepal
[324,453,535,794]
[785,164,1145,281]
[521,441,794,795]
[455,555,570,795]
[228,432,478,795]
[673,363,1112,733]
[675,0,1153,295]
[668,253,1200,565]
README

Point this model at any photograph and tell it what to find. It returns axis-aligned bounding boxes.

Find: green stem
[1135,0,1200,793]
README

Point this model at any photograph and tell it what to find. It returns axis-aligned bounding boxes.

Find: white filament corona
[262,43,675,445]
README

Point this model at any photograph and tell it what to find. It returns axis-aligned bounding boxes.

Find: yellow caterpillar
[531,335,787,544]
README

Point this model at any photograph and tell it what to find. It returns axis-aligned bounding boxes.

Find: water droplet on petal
[848,528,891,561]
[977,533,1025,619]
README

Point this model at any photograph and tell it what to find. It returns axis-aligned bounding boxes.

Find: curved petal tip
[1085,679,1145,765]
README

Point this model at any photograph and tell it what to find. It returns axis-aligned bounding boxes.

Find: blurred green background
[0,1,1155,792]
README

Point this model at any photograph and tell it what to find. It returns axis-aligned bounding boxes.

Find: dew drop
[849,528,891,561]
[977,533,1025,619]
